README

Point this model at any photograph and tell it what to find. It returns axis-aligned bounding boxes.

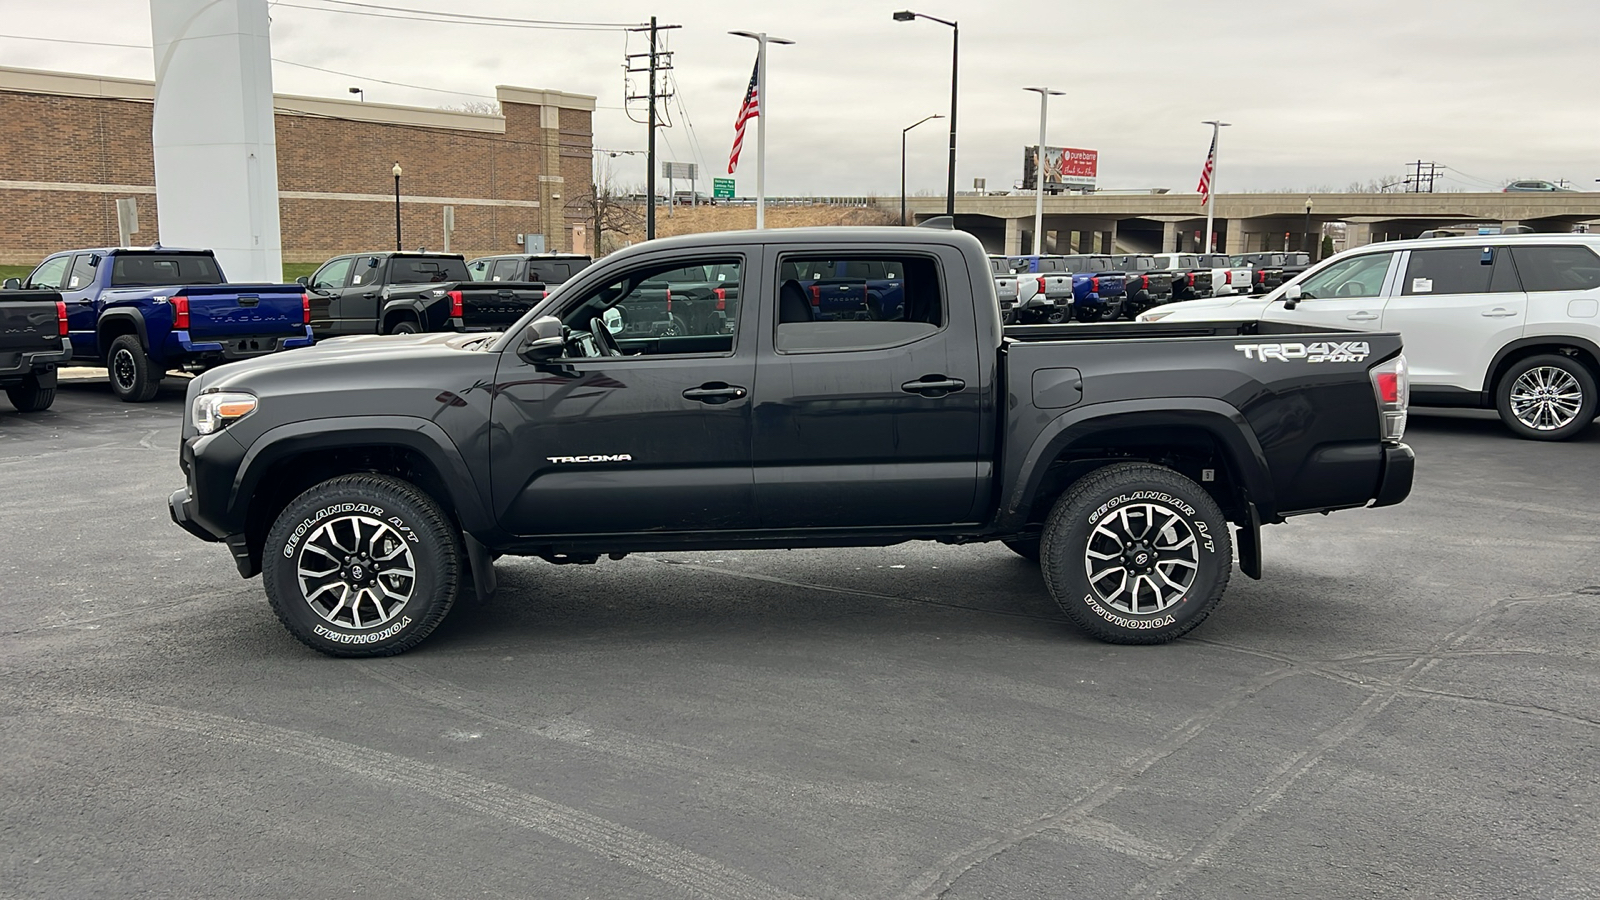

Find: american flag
[727,58,759,175]
[1197,132,1217,206]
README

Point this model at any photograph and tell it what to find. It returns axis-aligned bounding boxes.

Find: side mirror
[1282,283,1302,310]
[602,307,623,335]
[516,315,568,364]
[1480,248,1495,265]
[367,257,380,268]
[1,277,20,290]
[295,275,310,286]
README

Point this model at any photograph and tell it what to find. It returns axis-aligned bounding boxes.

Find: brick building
[0,65,595,266]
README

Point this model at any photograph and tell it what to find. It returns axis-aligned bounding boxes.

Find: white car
[1140,234,1600,440]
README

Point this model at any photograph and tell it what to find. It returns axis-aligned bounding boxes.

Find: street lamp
[893,10,958,218]
[1025,87,1064,255]
[391,162,402,251]
[1303,197,1314,256]
[900,114,943,226]
[730,30,795,230]
[348,86,364,102]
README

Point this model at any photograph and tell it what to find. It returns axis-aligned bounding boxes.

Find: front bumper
[1370,442,1415,508]
[168,486,221,542]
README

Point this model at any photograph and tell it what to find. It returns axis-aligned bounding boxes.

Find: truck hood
[195,331,500,390]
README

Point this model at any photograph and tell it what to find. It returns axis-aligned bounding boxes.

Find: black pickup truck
[300,252,547,336]
[1,289,72,412]
[169,227,1414,657]
[1112,254,1176,317]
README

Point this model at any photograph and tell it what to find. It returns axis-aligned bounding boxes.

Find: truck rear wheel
[5,374,55,412]
[108,334,161,402]
[1040,463,1231,644]
[263,474,461,657]
[1073,305,1103,324]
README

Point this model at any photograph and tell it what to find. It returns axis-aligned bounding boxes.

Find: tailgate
[181,284,305,339]
[1097,274,1126,296]
[459,284,545,330]
[0,292,64,355]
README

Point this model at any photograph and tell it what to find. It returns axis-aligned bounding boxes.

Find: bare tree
[568,164,642,257]
[438,100,502,116]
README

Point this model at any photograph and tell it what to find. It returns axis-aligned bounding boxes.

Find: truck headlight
[1138,309,1175,322]
[193,391,257,435]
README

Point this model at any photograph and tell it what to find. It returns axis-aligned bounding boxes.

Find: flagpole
[731,31,794,231]
[1201,119,1231,252]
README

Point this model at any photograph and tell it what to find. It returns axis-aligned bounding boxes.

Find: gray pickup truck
[0,289,72,412]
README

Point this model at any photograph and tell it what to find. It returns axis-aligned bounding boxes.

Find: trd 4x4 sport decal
[1235,341,1370,363]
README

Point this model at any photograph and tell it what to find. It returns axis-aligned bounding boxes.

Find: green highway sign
[713,177,735,199]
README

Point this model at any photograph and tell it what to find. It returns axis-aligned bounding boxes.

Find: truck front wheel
[108,334,161,402]
[1040,463,1232,644]
[263,474,462,657]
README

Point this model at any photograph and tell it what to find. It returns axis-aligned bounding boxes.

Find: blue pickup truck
[4,248,314,402]
[781,259,906,321]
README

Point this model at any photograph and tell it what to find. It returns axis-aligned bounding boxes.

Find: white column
[150,0,283,283]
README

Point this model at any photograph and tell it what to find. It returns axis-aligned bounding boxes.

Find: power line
[271,2,637,31]
[312,0,641,29]
[273,58,497,100]
[0,33,146,50]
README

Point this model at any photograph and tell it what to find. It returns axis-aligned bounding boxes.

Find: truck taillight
[1037,276,1046,294]
[301,292,311,325]
[1225,271,1233,284]
[1140,274,1150,290]
[56,300,68,336]
[809,285,821,306]
[1256,270,1267,284]
[172,295,190,330]
[1091,276,1099,293]
[1370,354,1409,442]
[448,290,463,318]
[714,287,726,311]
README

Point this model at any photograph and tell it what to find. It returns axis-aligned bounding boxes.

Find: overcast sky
[4,0,1596,196]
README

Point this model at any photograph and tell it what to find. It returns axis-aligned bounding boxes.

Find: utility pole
[1406,160,1443,193]
[626,17,680,240]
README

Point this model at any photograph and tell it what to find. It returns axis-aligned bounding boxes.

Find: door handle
[901,376,966,395]
[682,383,747,404]
[363,292,377,299]
[1482,308,1517,317]
[1346,312,1379,321]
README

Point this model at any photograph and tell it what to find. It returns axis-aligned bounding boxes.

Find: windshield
[109,254,224,287]
[389,256,470,284]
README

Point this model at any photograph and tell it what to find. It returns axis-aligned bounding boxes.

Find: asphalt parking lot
[2,374,1598,899]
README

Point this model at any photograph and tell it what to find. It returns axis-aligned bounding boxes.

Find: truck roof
[629,226,984,253]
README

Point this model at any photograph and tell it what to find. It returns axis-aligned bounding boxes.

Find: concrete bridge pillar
[1162,222,1177,252]
[1346,222,1373,248]
[1224,219,1244,254]
[1004,218,1022,255]
[1102,221,1118,254]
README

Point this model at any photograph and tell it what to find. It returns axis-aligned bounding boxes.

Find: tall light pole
[1303,197,1314,255]
[900,114,943,226]
[894,11,958,217]
[730,30,794,230]
[348,86,364,102]
[391,162,402,251]
[1201,120,1230,253]
[1025,87,1064,255]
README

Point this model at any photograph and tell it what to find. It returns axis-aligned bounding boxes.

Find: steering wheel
[1335,282,1365,298]
[589,316,624,358]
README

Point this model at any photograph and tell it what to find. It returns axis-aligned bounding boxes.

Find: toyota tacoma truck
[169,227,1415,657]
[7,247,315,402]
[300,252,547,337]
[0,288,72,412]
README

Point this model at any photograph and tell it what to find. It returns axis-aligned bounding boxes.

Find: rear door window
[67,254,98,290]
[1509,246,1600,292]
[490,259,520,281]
[389,257,470,284]
[466,258,492,281]
[1402,248,1492,295]
[776,255,942,353]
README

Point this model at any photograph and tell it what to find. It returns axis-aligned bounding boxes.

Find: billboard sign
[1022,145,1098,190]
[661,161,698,180]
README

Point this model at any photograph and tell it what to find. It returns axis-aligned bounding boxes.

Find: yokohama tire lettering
[314,615,413,644]
[1082,594,1176,629]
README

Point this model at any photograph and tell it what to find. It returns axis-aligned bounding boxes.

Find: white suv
[1140,234,1600,440]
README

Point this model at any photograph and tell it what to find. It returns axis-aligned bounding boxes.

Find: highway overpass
[899,191,1600,256]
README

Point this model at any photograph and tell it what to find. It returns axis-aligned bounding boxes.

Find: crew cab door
[53,254,101,352]
[1261,250,1398,331]
[1381,246,1525,391]
[306,256,354,336]
[337,256,388,334]
[751,246,984,528]
[489,248,760,535]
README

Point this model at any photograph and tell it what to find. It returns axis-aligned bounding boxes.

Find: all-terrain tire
[1040,463,1232,644]
[263,474,462,657]
[1494,354,1598,441]
[108,334,161,402]
[1073,305,1103,324]
[5,374,55,412]
[387,318,421,335]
